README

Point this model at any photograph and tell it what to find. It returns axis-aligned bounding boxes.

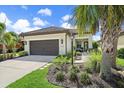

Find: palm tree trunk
[100,52,112,81]
[110,28,120,68]
[111,37,118,68]
[99,20,120,81]
[100,32,113,81]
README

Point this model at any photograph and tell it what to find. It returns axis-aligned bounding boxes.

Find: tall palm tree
[73,5,124,81]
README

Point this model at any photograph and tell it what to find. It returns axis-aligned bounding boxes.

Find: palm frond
[73,5,99,36]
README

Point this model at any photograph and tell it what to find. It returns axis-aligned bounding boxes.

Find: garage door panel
[30,39,59,55]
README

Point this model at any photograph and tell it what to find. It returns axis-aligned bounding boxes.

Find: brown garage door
[30,39,59,55]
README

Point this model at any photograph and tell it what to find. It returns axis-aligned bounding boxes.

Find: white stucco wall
[88,34,93,48]
[23,32,93,55]
[67,35,71,53]
[118,35,124,49]
[24,33,66,55]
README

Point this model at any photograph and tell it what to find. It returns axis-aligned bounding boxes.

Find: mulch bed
[47,63,123,88]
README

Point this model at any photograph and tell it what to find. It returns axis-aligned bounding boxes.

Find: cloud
[21,5,28,10]
[61,14,72,22]
[12,19,31,33]
[0,12,41,33]
[33,17,49,26]
[60,14,74,29]
[13,19,30,29]
[0,12,12,26]
[12,19,42,33]
[61,22,73,29]
[37,8,52,16]
[93,35,101,41]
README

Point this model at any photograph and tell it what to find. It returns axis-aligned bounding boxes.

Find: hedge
[117,48,124,59]
[0,51,28,62]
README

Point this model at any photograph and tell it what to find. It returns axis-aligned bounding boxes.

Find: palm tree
[7,32,19,53]
[73,5,124,81]
[0,22,6,54]
[0,22,19,56]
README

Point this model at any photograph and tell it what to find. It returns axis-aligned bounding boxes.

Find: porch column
[81,41,84,47]
[88,35,93,49]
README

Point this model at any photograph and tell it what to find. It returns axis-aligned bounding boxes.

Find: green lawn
[117,58,124,67]
[90,52,124,67]
[7,67,60,88]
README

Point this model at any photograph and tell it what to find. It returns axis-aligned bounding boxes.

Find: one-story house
[20,26,93,56]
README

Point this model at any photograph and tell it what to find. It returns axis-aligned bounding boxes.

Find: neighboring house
[118,31,124,49]
[20,26,93,56]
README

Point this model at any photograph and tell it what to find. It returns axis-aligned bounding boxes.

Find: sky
[0,5,100,41]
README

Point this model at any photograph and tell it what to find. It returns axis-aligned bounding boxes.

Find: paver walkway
[74,52,89,63]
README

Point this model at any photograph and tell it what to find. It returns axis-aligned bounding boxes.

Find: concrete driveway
[0,55,56,87]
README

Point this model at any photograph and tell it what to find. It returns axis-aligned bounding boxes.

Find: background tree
[73,5,124,81]
[0,22,19,56]
[0,22,7,54]
[7,32,19,54]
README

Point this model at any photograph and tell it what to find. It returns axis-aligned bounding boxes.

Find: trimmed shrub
[10,53,13,59]
[84,52,101,73]
[85,59,98,73]
[0,54,3,61]
[17,51,28,57]
[0,51,28,62]
[4,54,6,60]
[52,55,70,65]
[68,66,79,81]
[84,67,92,73]
[7,53,11,59]
[69,70,77,81]
[69,66,79,73]
[80,72,91,85]
[118,48,124,59]
[7,53,10,59]
[56,71,64,82]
